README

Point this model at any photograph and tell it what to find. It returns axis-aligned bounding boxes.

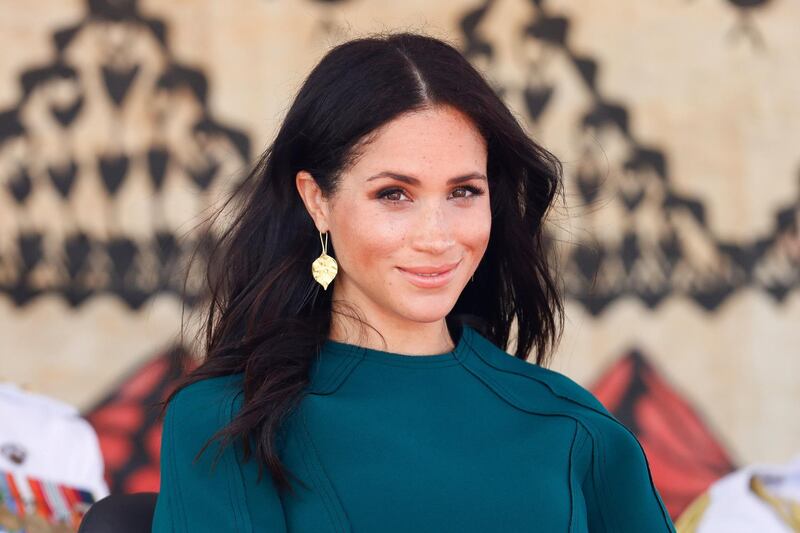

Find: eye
[375,185,486,204]
[376,187,409,203]
[451,185,485,199]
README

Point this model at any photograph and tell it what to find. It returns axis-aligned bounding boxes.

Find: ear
[295,170,330,232]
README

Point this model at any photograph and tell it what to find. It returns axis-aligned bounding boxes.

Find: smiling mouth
[395,261,461,287]
[396,261,460,276]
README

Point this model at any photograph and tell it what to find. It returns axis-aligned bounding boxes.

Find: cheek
[460,203,492,255]
[332,203,407,273]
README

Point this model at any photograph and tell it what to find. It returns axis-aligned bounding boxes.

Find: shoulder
[164,374,245,444]
[154,375,262,532]
[463,327,674,529]
[462,326,645,456]
[462,325,611,421]
[169,374,244,412]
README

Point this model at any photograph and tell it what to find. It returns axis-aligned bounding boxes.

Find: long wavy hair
[165,31,565,495]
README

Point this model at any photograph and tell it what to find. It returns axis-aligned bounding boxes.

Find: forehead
[350,105,487,178]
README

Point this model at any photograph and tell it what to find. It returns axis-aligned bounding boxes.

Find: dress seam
[567,419,578,533]
[219,395,244,532]
[299,406,350,532]
[307,352,360,396]
[455,347,594,530]
[227,391,253,533]
[463,335,674,530]
[296,421,340,531]
[332,352,462,368]
[595,425,618,531]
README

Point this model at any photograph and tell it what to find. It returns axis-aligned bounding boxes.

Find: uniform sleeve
[74,416,110,500]
[578,419,676,532]
[151,379,286,533]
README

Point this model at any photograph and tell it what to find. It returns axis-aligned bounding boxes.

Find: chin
[396,298,458,323]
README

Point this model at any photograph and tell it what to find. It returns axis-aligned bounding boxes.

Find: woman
[152,32,675,532]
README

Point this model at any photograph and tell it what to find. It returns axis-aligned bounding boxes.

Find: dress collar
[306,323,477,395]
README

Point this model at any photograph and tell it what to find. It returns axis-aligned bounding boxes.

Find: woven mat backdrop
[0,0,797,514]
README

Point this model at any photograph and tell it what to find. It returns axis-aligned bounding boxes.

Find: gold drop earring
[311,230,338,290]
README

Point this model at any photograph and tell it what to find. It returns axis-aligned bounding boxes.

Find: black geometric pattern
[1,0,795,318]
[459,0,798,315]
[0,0,250,309]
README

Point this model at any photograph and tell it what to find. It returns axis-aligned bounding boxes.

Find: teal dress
[152,323,675,532]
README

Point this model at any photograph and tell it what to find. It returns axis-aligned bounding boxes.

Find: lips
[396,261,460,288]
[397,262,460,275]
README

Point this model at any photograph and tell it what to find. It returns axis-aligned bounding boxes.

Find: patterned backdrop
[1,0,797,520]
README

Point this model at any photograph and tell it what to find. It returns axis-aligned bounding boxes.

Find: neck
[328,308,455,356]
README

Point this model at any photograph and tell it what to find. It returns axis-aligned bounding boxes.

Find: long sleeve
[578,419,676,532]
[151,377,286,533]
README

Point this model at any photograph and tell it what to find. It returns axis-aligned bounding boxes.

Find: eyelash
[376,185,485,204]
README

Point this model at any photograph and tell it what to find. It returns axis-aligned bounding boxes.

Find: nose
[410,200,455,254]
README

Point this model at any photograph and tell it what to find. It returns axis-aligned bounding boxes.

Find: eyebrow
[366,171,487,186]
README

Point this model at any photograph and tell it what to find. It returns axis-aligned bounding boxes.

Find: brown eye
[377,188,408,202]
[452,185,485,199]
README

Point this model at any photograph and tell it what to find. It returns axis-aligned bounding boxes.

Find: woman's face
[299,104,491,333]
